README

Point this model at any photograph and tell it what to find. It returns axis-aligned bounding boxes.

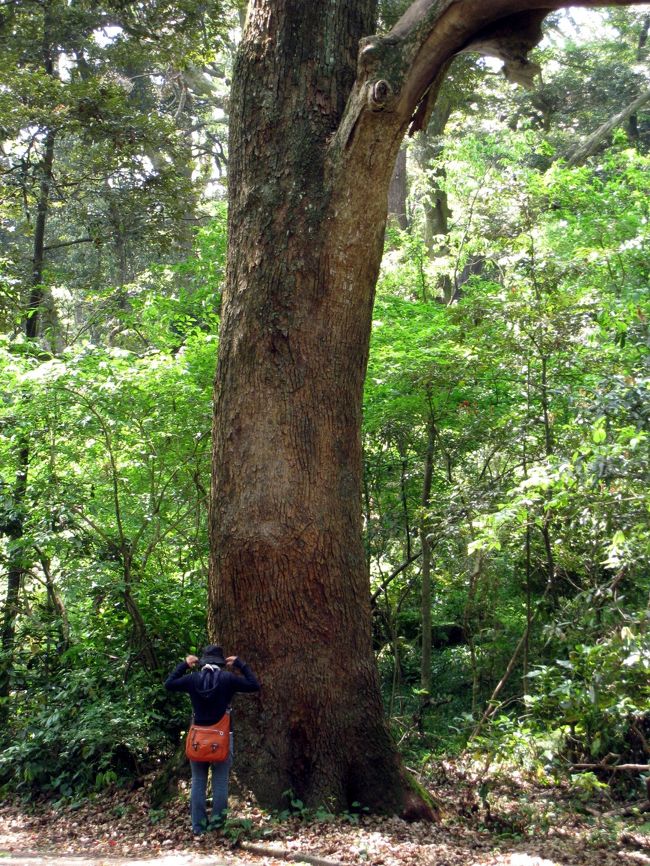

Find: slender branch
[469,586,550,741]
[69,506,114,545]
[420,407,437,694]
[371,550,423,604]
[477,444,501,482]
[57,386,126,546]
[43,236,94,252]
[452,165,491,293]
[131,431,209,551]
[138,495,202,572]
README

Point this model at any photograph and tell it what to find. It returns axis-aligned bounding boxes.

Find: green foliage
[0,668,167,797]
[273,790,367,825]
[126,204,226,351]
[218,816,256,842]
[524,627,650,762]
[365,13,650,783]
[0,210,227,795]
[0,0,233,346]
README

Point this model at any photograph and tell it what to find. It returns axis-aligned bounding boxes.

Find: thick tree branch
[566,87,650,165]
[334,0,649,157]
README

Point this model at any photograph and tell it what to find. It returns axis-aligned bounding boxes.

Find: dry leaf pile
[1,761,648,866]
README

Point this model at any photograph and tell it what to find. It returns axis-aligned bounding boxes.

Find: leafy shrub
[524,627,650,764]
[0,668,172,797]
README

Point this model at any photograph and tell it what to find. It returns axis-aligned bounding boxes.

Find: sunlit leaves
[365,14,650,759]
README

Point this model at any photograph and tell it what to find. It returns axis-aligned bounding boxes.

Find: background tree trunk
[0,445,29,726]
[413,97,453,254]
[26,0,56,341]
[567,87,650,165]
[388,147,409,230]
[420,412,437,696]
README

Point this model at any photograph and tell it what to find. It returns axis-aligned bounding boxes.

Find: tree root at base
[239,841,349,866]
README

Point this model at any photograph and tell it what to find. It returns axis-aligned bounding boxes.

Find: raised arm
[226,656,261,693]
[164,658,193,691]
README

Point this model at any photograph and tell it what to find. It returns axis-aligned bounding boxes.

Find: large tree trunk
[208,0,646,816]
[209,0,409,814]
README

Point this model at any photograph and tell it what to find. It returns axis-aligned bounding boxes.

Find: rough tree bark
[209,0,645,816]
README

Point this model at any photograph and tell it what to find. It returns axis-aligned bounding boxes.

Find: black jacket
[164,659,260,725]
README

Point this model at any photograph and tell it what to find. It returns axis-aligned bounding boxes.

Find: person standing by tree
[165,645,260,836]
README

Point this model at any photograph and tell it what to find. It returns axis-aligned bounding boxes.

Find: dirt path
[2,765,649,866]
[0,856,233,866]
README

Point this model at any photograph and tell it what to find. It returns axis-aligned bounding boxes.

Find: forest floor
[1,760,649,866]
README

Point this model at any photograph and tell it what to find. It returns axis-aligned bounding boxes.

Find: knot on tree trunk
[369,79,395,110]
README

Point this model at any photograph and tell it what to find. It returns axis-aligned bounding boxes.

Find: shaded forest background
[1,0,649,807]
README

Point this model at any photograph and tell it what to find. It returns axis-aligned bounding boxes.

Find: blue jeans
[190,733,234,834]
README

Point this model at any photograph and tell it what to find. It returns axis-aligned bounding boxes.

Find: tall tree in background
[0,0,229,347]
[209,0,646,814]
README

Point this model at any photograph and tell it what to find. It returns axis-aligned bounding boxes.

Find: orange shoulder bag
[185,711,231,762]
